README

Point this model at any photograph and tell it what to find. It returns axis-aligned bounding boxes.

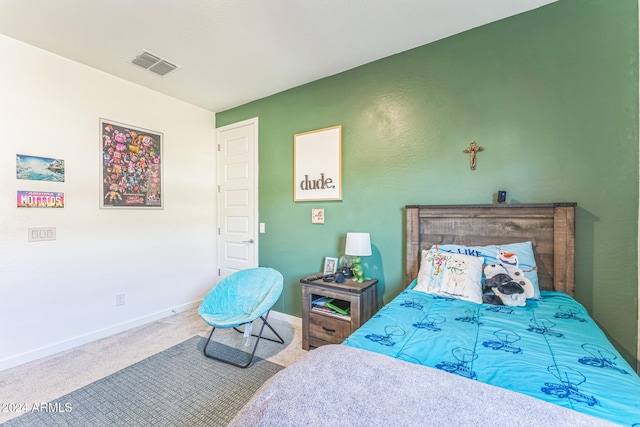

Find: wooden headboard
[405,203,577,296]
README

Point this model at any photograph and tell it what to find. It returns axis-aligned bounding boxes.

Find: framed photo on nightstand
[323,257,338,275]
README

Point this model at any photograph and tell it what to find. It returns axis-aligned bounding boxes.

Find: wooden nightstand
[300,277,378,350]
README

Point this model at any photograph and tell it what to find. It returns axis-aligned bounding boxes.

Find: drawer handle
[322,326,336,333]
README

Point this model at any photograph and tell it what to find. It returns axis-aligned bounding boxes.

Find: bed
[230,203,640,427]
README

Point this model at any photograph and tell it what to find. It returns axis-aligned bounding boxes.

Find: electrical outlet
[115,293,125,306]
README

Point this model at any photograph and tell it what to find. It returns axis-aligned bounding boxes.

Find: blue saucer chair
[198,267,285,368]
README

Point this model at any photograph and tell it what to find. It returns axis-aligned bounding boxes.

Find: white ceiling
[0,0,556,113]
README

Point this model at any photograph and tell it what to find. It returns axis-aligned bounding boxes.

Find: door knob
[243,239,255,244]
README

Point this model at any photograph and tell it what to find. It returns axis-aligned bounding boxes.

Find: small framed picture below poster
[294,125,341,202]
[100,119,163,208]
[311,208,325,224]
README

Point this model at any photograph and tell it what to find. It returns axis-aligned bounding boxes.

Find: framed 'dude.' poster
[294,125,342,202]
[100,119,163,209]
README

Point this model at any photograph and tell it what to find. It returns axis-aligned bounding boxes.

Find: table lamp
[345,232,371,283]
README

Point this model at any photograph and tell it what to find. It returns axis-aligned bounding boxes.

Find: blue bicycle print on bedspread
[541,364,598,407]
[482,329,523,354]
[578,344,630,375]
[364,325,406,347]
[413,314,446,332]
[436,347,478,380]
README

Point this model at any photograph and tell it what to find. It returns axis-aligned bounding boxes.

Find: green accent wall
[217,0,639,365]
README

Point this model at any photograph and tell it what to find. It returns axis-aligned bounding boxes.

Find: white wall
[0,35,217,370]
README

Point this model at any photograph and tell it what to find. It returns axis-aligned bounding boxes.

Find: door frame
[216,117,259,279]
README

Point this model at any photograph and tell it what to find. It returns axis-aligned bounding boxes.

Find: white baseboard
[0,300,201,372]
[1,303,302,372]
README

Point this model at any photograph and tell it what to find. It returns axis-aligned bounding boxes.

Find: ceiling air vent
[130,50,179,77]
[149,60,178,76]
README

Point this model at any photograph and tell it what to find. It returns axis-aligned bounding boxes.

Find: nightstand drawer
[301,277,378,350]
[309,314,350,344]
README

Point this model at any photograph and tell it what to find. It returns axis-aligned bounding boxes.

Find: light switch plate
[28,227,56,242]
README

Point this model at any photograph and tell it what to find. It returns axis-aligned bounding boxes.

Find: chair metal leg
[202,310,284,368]
[233,311,284,345]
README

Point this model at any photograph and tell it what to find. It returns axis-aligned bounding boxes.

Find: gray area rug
[1,336,284,427]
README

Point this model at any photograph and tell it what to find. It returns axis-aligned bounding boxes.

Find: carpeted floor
[1,336,284,427]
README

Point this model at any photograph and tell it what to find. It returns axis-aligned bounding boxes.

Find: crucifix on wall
[463,141,483,170]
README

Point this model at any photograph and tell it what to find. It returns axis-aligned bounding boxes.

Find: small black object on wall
[497,190,507,203]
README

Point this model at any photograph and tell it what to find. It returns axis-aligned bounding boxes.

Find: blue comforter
[343,288,640,426]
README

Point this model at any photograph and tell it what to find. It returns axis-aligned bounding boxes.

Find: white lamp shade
[345,232,372,256]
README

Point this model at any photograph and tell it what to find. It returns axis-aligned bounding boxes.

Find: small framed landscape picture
[323,257,338,276]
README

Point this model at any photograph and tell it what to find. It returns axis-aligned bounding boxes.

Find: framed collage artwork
[100,119,163,208]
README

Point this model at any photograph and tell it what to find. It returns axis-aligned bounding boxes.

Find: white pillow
[414,249,484,304]
[433,241,540,299]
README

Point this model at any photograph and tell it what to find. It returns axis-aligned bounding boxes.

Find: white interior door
[217,118,258,280]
